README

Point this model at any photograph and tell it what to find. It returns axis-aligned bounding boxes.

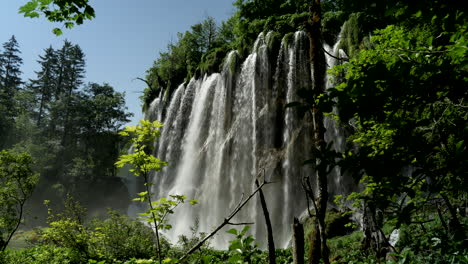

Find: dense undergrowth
[2,202,467,264]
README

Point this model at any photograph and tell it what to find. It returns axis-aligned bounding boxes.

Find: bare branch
[227,222,255,226]
[179,180,270,262]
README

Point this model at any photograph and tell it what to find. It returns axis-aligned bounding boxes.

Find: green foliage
[142,16,231,108]
[0,36,23,148]
[263,12,309,36]
[137,194,196,231]
[393,213,468,264]
[327,231,377,263]
[322,11,347,45]
[332,14,468,215]
[117,119,196,263]
[3,244,82,264]
[115,120,167,176]
[6,40,133,216]
[19,0,95,35]
[199,47,230,75]
[39,198,157,262]
[0,150,39,252]
[90,210,157,261]
[40,197,89,254]
[226,226,262,263]
[142,0,314,107]
[324,1,468,260]
[337,12,373,58]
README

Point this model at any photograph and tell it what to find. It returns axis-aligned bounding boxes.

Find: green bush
[3,245,82,264]
[226,226,263,263]
[89,210,157,261]
[37,200,158,262]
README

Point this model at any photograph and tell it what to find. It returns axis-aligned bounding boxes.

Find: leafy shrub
[37,197,157,262]
[3,245,82,264]
[226,226,263,263]
[89,210,156,261]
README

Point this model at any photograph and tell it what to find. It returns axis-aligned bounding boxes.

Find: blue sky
[0,1,235,125]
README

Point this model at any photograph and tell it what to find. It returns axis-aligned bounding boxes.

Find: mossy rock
[303,208,356,240]
[326,208,355,238]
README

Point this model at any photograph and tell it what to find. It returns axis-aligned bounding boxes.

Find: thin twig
[227,222,255,226]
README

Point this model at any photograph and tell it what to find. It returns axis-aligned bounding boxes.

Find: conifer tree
[0,36,23,147]
[30,46,58,126]
[1,36,23,93]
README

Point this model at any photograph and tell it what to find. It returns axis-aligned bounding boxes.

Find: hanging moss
[283,32,295,50]
[266,31,282,70]
[227,51,242,75]
[263,12,309,37]
[141,85,161,112]
[322,11,347,45]
[287,12,309,30]
[337,12,375,58]
[267,31,281,54]
[199,46,231,76]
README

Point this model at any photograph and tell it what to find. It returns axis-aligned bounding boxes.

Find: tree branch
[227,222,255,226]
[179,180,270,262]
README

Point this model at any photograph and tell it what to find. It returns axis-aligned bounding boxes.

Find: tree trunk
[361,202,391,258]
[306,1,330,264]
[441,194,467,243]
[293,217,305,264]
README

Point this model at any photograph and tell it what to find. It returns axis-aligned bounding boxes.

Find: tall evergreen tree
[48,41,85,140]
[61,43,86,148]
[30,46,58,126]
[1,36,23,93]
[0,36,23,148]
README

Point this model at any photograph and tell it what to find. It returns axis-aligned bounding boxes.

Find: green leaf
[226,228,238,235]
[65,22,74,29]
[240,225,250,236]
[19,1,39,14]
[52,28,63,36]
[456,140,465,153]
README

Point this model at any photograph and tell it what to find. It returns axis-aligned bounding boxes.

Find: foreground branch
[179,180,269,262]
[256,178,276,264]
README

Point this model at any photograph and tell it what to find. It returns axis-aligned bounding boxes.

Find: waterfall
[140,31,349,249]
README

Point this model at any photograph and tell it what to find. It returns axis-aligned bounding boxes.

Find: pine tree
[48,41,85,140]
[1,36,23,94]
[0,36,23,147]
[29,46,58,126]
[61,43,86,148]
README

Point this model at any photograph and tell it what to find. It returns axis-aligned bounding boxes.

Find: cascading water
[140,31,349,249]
